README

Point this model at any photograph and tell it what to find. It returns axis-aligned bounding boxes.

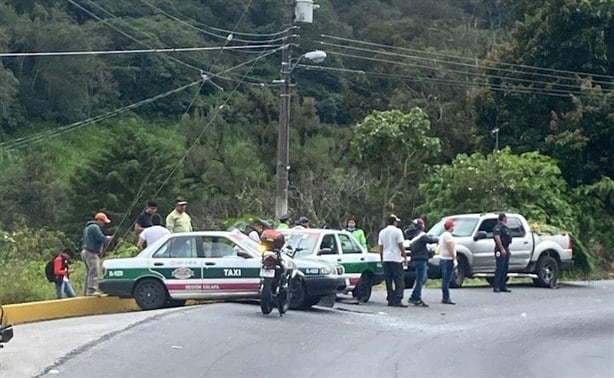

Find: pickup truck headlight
[320,266,332,275]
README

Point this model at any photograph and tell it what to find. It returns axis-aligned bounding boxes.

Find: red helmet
[260,229,285,251]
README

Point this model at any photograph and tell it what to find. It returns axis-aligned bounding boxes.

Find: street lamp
[275,49,327,219]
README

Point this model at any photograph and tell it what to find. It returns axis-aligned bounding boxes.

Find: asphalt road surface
[28,281,614,378]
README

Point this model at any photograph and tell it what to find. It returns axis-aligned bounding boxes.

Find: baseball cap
[299,216,309,224]
[175,196,188,205]
[444,218,455,229]
[279,213,290,221]
[388,214,401,222]
[95,212,111,224]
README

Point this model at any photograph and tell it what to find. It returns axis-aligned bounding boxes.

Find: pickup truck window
[478,219,498,237]
[507,217,526,237]
[429,218,478,237]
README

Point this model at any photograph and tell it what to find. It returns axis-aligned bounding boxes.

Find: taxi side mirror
[317,248,334,256]
[236,251,252,259]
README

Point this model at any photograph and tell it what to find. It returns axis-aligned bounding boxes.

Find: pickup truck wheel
[352,273,373,303]
[534,256,559,288]
[449,258,467,288]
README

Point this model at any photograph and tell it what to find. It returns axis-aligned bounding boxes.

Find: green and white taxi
[280,228,384,302]
[99,230,346,310]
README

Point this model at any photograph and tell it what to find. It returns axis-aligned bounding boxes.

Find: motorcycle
[260,248,298,316]
[0,305,13,348]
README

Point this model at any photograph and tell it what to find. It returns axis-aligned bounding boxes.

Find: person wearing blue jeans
[378,214,408,307]
[408,219,439,307]
[53,248,77,299]
[438,219,457,305]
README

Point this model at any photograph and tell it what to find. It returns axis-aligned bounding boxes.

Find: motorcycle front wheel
[260,279,274,315]
[277,287,291,315]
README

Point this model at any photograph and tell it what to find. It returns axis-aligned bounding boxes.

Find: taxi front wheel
[134,278,168,310]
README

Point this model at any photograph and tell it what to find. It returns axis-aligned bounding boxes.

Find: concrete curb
[3,296,141,325]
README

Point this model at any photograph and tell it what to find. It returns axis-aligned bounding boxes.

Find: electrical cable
[0,45,282,57]
[324,51,607,96]
[297,64,606,98]
[140,0,289,45]
[320,34,614,82]
[318,41,613,92]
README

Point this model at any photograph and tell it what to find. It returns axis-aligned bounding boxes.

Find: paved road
[5,281,614,378]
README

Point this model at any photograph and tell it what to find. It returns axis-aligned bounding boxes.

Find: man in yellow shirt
[166,197,193,233]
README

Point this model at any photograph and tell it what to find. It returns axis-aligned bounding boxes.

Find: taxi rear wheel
[134,278,168,310]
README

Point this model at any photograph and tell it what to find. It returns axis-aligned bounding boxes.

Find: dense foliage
[0,0,612,302]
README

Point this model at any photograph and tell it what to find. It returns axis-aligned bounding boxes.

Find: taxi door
[336,232,368,287]
[200,235,261,298]
[149,235,204,299]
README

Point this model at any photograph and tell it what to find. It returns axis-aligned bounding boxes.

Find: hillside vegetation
[0,0,612,302]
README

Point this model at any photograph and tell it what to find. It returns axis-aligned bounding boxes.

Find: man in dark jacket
[408,219,439,307]
[81,212,112,296]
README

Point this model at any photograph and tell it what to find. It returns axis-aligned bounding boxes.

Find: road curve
[39,281,614,378]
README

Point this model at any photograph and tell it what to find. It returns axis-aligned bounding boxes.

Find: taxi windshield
[229,231,261,253]
[428,217,479,237]
[283,233,318,257]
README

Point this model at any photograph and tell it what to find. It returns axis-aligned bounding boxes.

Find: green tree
[417,147,577,232]
[351,108,441,220]
[67,122,184,238]
[473,0,612,185]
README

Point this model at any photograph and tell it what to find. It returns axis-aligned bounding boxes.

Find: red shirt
[53,255,69,278]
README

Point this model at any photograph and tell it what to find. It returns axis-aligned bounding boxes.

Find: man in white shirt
[378,214,408,307]
[138,214,170,251]
[438,218,457,305]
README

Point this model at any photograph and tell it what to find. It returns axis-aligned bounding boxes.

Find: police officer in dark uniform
[493,212,512,293]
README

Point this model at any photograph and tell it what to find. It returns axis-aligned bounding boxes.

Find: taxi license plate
[260,268,275,278]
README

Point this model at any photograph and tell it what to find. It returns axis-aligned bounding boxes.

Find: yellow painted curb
[3,296,140,325]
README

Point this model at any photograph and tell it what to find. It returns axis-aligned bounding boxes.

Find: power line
[324,51,607,97]
[0,45,282,57]
[297,64,601,98]
[320,34,614,82]
[139,0,289,45]
[0,80,204,150]
[319,41,613,91]
[1,47,283,151]
[139,0,293,38]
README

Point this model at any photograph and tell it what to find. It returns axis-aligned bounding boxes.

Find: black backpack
[45,259,57,283]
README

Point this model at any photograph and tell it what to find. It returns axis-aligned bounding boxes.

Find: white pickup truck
[422,212,574,288]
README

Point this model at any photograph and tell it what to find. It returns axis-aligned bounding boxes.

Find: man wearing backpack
[46,248,76,299]
[81,212,113,296]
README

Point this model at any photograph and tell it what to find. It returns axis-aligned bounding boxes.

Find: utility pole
[274,0,295,220]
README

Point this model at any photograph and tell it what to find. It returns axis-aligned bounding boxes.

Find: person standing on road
[52,247,76,299]
[493,212,512,293]
[277,213,291,230]
[439,218,457,305]
[81,212,113,296]
[408,219,439,307]
[378,214,408,307]
[166,197,193,233]
[137,214,170,251]
[345,217,367,248]
[133,200,158,235]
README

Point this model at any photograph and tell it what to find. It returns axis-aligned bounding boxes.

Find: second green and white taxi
[100,230,346,310]
[281,228,384,302]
